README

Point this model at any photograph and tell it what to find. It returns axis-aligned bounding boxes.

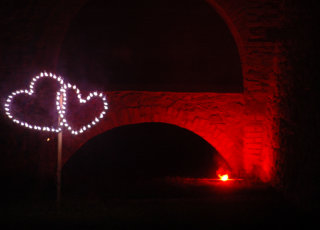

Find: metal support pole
[57,94,63,208]
[57,130,62,206]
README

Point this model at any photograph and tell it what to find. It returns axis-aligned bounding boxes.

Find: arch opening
[62,122,231,199]
[57,0,243,92]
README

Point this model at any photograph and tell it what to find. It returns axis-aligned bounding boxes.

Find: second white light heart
[57,82,108,135]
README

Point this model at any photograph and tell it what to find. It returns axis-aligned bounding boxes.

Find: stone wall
[275,0,319,210]
[58,91,244,177]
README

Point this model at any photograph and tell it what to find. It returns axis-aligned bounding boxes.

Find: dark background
[57,0,243,92]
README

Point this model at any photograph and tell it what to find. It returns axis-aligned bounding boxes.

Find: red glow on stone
[57,91,275,183]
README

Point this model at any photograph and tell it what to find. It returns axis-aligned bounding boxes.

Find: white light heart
[57,83,108,135]
[4,71,108,135]
[4,72,64,133]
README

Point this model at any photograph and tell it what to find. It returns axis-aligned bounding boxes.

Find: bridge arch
[56,0,243,92]
[62,91,244,176]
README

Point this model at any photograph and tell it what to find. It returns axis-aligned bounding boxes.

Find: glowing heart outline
[57,83,108,135]
[4,72,64,133]
[4,71,109,135]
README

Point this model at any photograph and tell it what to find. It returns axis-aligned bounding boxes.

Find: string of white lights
[57,82,108,135]
[4,71,108,135]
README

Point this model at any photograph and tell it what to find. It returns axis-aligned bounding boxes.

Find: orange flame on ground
[218,174,229,181]
[216,167,230,181]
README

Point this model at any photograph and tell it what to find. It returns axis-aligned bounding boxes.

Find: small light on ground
[219,174,229,181]
[46,138,50,142]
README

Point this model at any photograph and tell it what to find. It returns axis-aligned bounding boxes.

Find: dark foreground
[1,179,315,229]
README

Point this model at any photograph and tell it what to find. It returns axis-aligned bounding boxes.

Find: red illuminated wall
[7,0,282,183]
[62,92,245,177]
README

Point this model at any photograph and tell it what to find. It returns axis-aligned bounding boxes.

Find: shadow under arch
[62,122,231,199]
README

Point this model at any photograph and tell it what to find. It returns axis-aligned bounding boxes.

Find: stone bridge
[3,0,282,183]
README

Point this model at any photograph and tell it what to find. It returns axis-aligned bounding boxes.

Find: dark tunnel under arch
[62,122,231,199]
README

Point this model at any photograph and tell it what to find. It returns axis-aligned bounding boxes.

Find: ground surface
[1,179,314,229]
